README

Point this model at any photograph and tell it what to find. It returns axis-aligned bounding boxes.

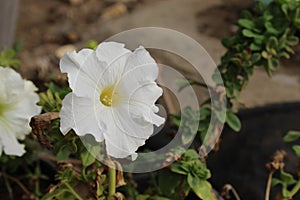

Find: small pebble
[100,2,128,20]
[55,44,77,59]
[69,0,84,6]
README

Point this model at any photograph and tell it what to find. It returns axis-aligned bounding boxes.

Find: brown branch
[37,152,82,165]
[265,171,274,200]
[0,172,31,196]
[265,150,287,200]
[221,184,241,200]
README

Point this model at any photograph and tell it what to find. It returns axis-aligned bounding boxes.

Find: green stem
[2,173,13,200]
[81,167,88,182]
[108,165,116,199]
[288,180,300,198]
[63,182,83,200]
[150,173,161,194]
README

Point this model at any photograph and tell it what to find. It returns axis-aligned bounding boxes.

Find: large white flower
[0,67,41,156]
[60,42,165,159]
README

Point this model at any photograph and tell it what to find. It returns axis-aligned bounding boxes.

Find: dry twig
[221,184,241,200]
[265,150,287,200]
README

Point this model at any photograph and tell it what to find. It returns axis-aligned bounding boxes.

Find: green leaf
[238,19,255,29]
[283,130,300,142]
[262,50,270,59]
[171,163,188,175]
[250,43,262,51]
[287,36,299,46]
[69,139,78,153]
[267,57,279,71]
[266,37,279,52]
[242,29,258,38]
[172,115,181,127]
[263,11,273,21]
[285,46,295,54]
[48,82,71,98]
[292,145,300,157]
[281,4,289,17]
[56,145,71,162]
[241,10,253,19]
[280,171,296,185]
[176,79,190,91]
[97,185,105,197]
[279,52,290,59]
[254,37,264,45]
[265,22,279,34]
[187,174,216,200]
[80,150,95,167]
[271,178,283,187]
[254,1,264,14]
[0,48,20,68]
[148,196,170,200]
[41,185,77,200]
[136,195,150,200]
[282,186,290,198]
[214,109,226,124]
[158,169,182,196]
[183,149,200,160]
[222,38,235,48]
[200,108,211,120]
[230,57,242,65]
[251,53,262,63]
[226,112,241,132]
[180,180,191,199]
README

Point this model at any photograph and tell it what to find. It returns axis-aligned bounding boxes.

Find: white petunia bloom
[0,67,41,157]
[60,42,165,160]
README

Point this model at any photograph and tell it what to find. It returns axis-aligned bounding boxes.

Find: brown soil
[197,1,252,39]
[16,0,142,88]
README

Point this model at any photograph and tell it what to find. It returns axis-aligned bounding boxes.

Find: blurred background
[0,0,298,108]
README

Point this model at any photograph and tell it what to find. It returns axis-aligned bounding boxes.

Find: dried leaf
[29,112,59,148]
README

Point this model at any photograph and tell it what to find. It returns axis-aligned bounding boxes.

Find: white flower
[60,42,165,159]
[0,67,41,156]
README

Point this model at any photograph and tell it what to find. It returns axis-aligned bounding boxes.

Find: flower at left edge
[0,66,41,157]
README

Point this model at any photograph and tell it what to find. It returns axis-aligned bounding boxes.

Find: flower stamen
[0,103,6,116]
[100,85,117,107]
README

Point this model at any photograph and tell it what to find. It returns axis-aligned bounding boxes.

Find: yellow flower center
[100,85,118,107]
[0,103,6,116]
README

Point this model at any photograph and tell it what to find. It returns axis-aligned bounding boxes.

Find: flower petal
[4,80,41,139]
[60,93,104,142]
[0,67,25,104]
[0,67,41,156]
[124,46,158,82]
[95,42,132,87]
[116,73,164,126]
[60,48,93,92]
[0,125,26,156]
[115,45,161,102]
[105,137,138,160]
[110,104,154,139]
[95,42,131,65]
[70,52,105,98]
[129,103,165,127]
[100,109,148,159]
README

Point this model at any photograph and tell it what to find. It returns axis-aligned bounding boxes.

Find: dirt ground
[15,0,300,108]
[15,0,249,82]
[16,0,144,88]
